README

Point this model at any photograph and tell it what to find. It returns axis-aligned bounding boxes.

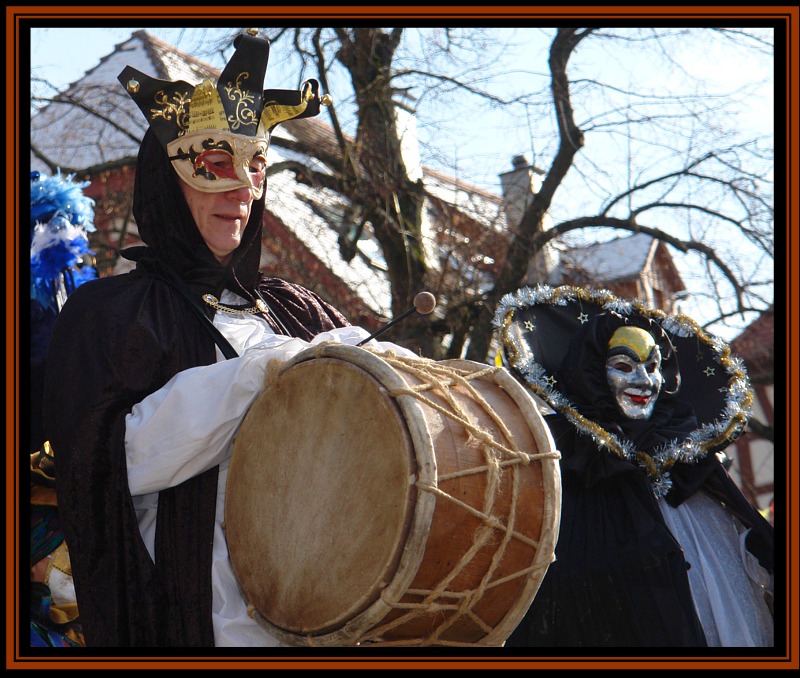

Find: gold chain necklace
[202,293,268,315]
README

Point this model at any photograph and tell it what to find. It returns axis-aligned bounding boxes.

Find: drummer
[43,29,411,648]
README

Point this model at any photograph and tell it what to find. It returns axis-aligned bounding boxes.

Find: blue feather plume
[30,171,98,311]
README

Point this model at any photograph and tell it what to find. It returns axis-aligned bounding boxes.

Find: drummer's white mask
[605,326,663,420]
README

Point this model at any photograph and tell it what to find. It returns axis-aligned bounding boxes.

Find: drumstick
[356,292,436,346]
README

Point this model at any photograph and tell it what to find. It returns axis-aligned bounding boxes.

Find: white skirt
[659,489,773,647]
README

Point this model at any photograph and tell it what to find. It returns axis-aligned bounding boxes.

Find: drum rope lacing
[339,350,561,647]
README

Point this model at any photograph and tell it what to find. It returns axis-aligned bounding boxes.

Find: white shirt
[124,290,413,647]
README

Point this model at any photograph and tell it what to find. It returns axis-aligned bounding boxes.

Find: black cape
[43,129,349,647]
[505,311,773,648]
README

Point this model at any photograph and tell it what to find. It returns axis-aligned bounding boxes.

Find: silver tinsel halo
[494,285,754,497]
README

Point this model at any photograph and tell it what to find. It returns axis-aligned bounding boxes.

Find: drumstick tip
[413,292,436,315]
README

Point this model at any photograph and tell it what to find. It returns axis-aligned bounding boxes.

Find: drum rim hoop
[233,343,562,647]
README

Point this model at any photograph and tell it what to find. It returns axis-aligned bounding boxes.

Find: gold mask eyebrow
[608,326,657,362]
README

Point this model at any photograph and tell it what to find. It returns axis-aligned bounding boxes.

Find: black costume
[496,285,773,647]
[43,121,348,646]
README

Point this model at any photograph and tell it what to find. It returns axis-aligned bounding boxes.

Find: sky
[30,27,214,89]
[29,24,775,192]
[27,24,777,340]
[28,26,544,190]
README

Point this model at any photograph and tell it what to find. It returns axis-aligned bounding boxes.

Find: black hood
[127,127,267,297]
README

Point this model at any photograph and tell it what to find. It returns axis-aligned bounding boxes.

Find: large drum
[225,343,561,647]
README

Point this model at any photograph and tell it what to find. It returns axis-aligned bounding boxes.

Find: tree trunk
[465,28,592,363]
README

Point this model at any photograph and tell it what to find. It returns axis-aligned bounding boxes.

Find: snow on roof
[423,166,508,232]
[31,31,229,174]
[266,145,392,315]
[142,31,220,83]
[31,32,220,174]
[559,232,655,280]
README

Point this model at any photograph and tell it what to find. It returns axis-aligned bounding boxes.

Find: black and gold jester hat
[118,28,330,199]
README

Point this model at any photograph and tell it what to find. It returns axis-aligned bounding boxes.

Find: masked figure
[496,285,774,648]
[42,30,365,648]
[29,170,97,647]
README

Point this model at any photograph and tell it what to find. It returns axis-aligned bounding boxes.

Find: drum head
[226,356,417,636]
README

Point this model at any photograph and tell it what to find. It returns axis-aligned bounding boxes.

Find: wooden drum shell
[225,343,560,647]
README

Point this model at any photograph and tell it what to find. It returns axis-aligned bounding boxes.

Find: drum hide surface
[225,343,561,647]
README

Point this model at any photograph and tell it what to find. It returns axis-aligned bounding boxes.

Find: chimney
[499,154,543,228]
[499,154,561,285]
